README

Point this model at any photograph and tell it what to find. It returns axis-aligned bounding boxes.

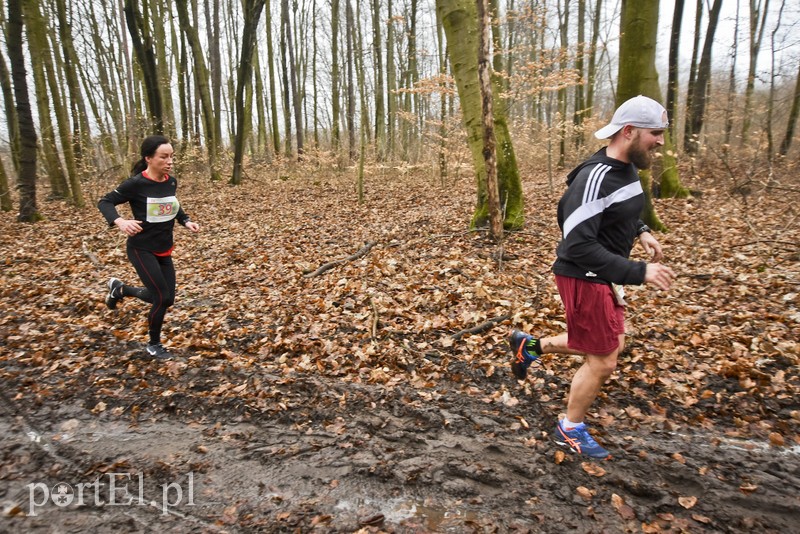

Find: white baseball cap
[594,95,669,139]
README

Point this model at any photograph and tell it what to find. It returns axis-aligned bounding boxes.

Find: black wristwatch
[636,224,651,236]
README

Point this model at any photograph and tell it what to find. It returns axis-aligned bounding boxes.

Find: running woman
[98,135,200,359]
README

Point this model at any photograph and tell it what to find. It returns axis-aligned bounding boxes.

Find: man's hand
[645,263,675,291]
[638,231,663,262]
[185,221,200,233]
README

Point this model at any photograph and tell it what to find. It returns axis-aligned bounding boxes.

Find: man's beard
[628,135,654,169]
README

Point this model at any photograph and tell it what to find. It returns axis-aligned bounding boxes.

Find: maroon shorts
[555,275,625,355]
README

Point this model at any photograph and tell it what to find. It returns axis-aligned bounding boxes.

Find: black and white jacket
[552,148,649,286]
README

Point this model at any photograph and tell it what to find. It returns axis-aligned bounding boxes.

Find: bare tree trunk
[437,0,525,230]
[666,0,684,142]
[386,0,396,157]
[372,0,385,158]
[766,0,786,162]
[7,0,41,222]
[178,29,191,143]
[618,0,687,226]
[779,57,800,156]
[585,0,602,119]
[123,0,163,133]
[209,0,223,149]
[279,3,293,157]
[253,50,268,153]
[24,0,68,200]
[723,0,741,149]
[404,0,420,158]
[265,1,281,155]
[175,0,220,180]
[574,0,586,146]
[116,0,135,155]
[283,0,304,156]
[346,0,356,160]
[556,0,570,168]
[505,0,516,93]
[311,0,320,148]
[0,156,10,212]
[436,3,448,185]
[231,0,265,185]
[683,0,703,152]
[685,0,723,155]
[741,0,771,145]
[56,0,93,170]
[151,0,175,137]
[331,0,341,151]
[478,0,502,242]
[0,51,20,175]
[356,0,368,203]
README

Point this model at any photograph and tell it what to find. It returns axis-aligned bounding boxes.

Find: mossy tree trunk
[618,0,688,232]
[436,0,524,230]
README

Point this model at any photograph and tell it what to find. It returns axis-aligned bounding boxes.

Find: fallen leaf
[581,462,606,477]
[678,496,697,509]
[359,513,385,526]
[311,514,332,525]
[768,432,785,446]
[611,493,636,520]
[672,452,686,464]
[692,513,712,524]
[554,450,566,464]
[576,486,593,500]
[739,483,758,494]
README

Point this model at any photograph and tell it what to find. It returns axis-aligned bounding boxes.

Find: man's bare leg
[565,333,624,424]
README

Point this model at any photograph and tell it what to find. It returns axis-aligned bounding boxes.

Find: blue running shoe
[509,329,539,379]
[554,421,611,460]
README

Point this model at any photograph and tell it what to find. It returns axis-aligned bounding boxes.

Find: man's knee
[588,351,618,379]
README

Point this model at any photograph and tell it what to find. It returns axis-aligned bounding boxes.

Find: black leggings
[125,243,176,345]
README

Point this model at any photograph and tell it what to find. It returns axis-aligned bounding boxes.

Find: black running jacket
[552,148,649,286]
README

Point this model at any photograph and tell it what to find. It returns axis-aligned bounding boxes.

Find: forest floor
[0,157,798,533]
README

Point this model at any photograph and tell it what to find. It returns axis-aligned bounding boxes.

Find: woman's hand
[114,218,143,236]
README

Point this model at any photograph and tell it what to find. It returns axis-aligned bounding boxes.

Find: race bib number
[146,196,180,223]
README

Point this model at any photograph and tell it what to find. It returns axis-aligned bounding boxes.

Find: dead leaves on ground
[0,168,797,445]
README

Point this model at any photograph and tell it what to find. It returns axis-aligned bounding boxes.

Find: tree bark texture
[478,0,503,241]
[123,0,163,133]
[231,0,265,185]
[7,0,40,222]
[437,0,524,230]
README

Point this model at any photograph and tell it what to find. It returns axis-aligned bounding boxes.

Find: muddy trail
[2,166,799,532]
[2,363,799,533]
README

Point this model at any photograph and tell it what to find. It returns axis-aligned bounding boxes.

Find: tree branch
[303,241,377,277]
[451,314,511,340]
